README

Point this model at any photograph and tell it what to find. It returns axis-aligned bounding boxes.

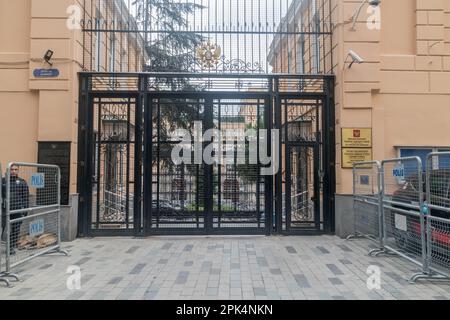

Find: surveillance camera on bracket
[347,50,364,68]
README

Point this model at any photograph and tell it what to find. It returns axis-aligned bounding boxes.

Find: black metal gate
[144,93,271,234]
[78,73,334,236]
[77,0,335,236]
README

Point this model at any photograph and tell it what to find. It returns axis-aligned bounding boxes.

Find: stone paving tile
[1,236,450,300]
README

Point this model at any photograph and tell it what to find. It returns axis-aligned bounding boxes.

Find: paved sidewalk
[1,235,449,300]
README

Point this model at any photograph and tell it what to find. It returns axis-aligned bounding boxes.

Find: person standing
[1,165,29,254]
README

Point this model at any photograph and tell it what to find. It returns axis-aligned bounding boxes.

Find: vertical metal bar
[274,77,283,233]
[85,85,94,237]
[425,154,433,274]
[5,166,11,272]
[417,157,428,274]
[77,74,88,237]
[313,144,321,230]
[265,93,273,235]
[217,99,222,228]
[144,93,153,234]
[285,145,291,232]
[96,100,102,230]
[156,99,161,228]
[195,100,200,228]
[134,76,145,236]
[125,99,131,229]
[380,160,387,245]
[57,167,62,248]
[322,77,335,232]
[256,100,261,229]
[204,97,214,233]
[377,161,384,249]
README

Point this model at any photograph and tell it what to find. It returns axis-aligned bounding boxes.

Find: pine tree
[134,0,204,76]
[134,0,206,178]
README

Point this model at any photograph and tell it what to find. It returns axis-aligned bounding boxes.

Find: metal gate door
[145,94,270,235]
[77,73,335,237]
[280,98,325,233]
[79,94,142,236]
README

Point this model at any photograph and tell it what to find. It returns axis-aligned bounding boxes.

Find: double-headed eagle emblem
[196,42,222,69]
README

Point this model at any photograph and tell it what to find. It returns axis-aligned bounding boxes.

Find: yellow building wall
[0,0,145,195]
[335,0,450,195]
[0,0,37,168]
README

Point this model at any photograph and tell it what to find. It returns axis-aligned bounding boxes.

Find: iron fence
[350,161,384,254]
[80,0,335,75]
[4,163,68,277]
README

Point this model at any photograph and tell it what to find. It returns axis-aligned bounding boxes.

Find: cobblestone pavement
[1,235,449,300]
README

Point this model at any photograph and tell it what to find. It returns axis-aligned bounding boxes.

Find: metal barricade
[4,163,68,277]
[0,164,11,287]
[381,157,429,282]
[424,152,450,281]
[350,161,385,255]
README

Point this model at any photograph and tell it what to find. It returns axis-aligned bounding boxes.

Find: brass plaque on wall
[342,128,372,148]
[342,148,373,169]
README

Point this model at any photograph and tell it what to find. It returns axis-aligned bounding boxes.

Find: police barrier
[423,152,450,281]
[381,157,428,282]
[0,163,12,287]
[350,161,384,255]
[4,163,68,277]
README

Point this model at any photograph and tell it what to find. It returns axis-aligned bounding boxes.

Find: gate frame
[77,72,336,237]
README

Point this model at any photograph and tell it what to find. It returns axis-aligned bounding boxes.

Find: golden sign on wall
[342,148,373,169]
[342,128,372,148]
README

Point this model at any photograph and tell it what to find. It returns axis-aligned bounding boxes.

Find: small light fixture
[350,0,381,31]
[44,50,54,66]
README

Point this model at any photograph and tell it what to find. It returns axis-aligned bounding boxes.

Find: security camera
[349,50,364,64]
[368,0,381,6]
[347,50,364,68]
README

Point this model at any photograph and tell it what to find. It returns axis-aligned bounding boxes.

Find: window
[311,1,320,74]
[95,9,104,71]
[399,148,450,171]
[109,34,116,72]
[296,34,305,74]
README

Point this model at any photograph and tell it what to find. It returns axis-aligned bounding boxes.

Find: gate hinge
[79,196,85,203]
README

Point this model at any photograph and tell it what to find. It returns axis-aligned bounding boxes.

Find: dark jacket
[2,176,29,214]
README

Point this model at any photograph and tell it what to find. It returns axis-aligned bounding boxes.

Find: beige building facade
[0,0,145,239]
[1,0,450,237]
[268,0,450,236]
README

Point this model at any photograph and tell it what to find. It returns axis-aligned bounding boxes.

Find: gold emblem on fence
[196,42,222,69]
